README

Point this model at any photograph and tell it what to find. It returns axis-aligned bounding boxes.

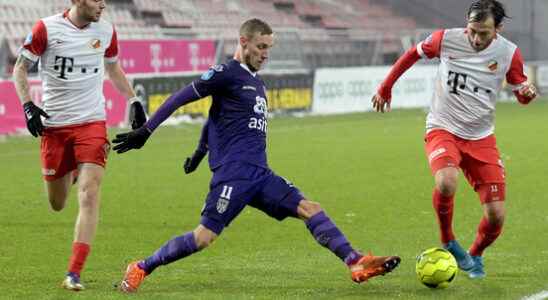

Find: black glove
[23,101,50,137]
[128,99,147,130]
[112,126,151,154]
[184,149,207,174]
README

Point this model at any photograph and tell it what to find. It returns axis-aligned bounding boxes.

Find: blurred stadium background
[1,0,547,134]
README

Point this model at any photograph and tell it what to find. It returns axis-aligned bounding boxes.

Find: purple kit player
[112,19,400,293]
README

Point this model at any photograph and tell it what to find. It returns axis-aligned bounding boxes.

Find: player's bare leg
[433,167,474,271]
[297,199,400,283]
[74,163,104,245]
[121,224,216,293]
[45,171,75,211]
[468,192,505,279]
[62,163,104,291]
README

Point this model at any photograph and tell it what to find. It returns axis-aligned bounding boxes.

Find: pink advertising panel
[0,80,128,135]
[103,80,128,127]
[0,80,39,135]
[117,39,216,74]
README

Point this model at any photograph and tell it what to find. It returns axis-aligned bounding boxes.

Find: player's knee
[48,196,66,212]
[77,182,100,210]
[485,206,505,226]
[435,172,458,196]
[297,199,323,220]
[47,192,68,211]
[193,225,218,250]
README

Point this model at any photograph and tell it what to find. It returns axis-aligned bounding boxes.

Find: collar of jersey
[63,9,91,30]
[239,62,257,77]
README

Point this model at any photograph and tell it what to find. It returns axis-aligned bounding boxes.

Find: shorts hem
[200,216,225,235]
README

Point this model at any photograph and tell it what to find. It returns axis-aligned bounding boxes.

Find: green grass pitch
[1,100,547,299]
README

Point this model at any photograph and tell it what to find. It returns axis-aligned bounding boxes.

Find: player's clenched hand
[371,93,391,113]
[23,101,50,137]
[128,98,147,130]
[184,149,207,174]
[518,83,537,99]
[112,126,151,154]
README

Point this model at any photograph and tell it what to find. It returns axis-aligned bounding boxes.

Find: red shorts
[424,129,505,202]
[40,121,110,181]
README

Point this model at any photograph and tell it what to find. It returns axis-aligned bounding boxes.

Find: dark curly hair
[467,0,510,27]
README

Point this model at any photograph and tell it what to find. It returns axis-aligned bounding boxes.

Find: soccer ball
[416,247,458,289]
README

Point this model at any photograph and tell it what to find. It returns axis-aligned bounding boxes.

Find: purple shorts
[200,162,304,235]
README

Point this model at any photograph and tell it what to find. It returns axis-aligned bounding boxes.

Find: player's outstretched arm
[111,84,201,154]
[373,45,421,113]
[373,30,443,113]
[184,120,209,174]
[13,55,50,137]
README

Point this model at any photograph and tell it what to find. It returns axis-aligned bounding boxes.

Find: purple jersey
[192,59,268,170]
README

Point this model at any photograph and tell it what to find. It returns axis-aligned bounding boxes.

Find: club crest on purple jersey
[216,198,229,214]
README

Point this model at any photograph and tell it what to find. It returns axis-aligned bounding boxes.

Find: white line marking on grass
[522,290,548,300]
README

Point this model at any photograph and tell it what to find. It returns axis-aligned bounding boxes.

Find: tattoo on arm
[13,55,34,104]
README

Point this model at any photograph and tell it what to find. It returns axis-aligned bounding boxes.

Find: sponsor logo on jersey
[242,85,256,91]
[211,64,224,72]
[488,60,498,72]
[253,96,268,116]
[90,39,101,49]
[201,69,215,80]
[24,33,33,46]
[201,65,224,80]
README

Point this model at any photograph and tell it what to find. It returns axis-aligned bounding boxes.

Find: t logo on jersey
[54,56,74,79]
[253,96,268,116]
[447,71,467,95]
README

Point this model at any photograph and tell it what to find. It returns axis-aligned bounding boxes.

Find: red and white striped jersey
[20,10,118,127]
[417,28,528,140]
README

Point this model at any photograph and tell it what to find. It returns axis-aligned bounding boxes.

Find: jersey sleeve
[377,45,421,100]
[506,48,535,104]
[191,65,228,98]
[104,27,119,63]
[416,29,444,59]
[20,20,48,62]
[506,48,527,88]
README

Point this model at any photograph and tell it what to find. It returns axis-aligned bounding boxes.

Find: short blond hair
[239,18,273,39]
